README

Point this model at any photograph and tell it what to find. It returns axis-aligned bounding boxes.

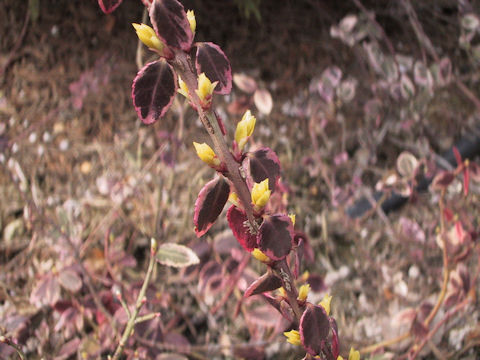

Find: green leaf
[156,243,200,268]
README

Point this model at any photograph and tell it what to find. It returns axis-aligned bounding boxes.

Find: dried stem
[359,332,410,355]
[111,241,158,360]
[409,296,472,359]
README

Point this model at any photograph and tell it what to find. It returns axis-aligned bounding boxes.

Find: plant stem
[172,50,302,327]
[111,244,157,360]
[424,190,449,327]
[172,52,257,230]
[273,259,302,322]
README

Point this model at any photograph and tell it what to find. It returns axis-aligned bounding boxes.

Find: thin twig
[352,0,399,72]
[360,332,410,354]
[0,6,30,83]
[0,336,26,360]
[399,0,480,112]
[111,239,158,360]
[409,296,471,359]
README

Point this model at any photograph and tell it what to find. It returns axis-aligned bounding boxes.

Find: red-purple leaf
[453,146,462,167]
[411,316,429,338]
[150,0,193,51]
[330,318,339,359]
[195,42,232,95]
[98,0,123,14]
[431,171,455,191]
[194,176,230,237]
[227,205,257,251]
[300,303,330,356]
[244,272,282,298]
[245,147,281,192]
[257,215,293,260]
[132,60,177,124]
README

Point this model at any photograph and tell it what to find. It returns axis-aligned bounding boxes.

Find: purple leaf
[194,176,230,237]
[30,275,61,307]
[150,0,193,51]
[195,42,232,94]
[58,269,82,293]
[98,0,123,14]
[245,147,281,192]
[132,59,177,124]
[257,215,293,261]
[244,272,282,298]
[227,205,257,252]
[55,337,81,360]
[300,303,330,356]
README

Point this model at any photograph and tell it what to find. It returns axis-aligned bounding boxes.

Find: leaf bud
[186,10,196,34]
[132,23,164,52]
[319,293,332,316]
[235,110,256,151]
[251,179,271,211]
[298,283,310,302]
[283,330,302,346]
[193,142,221,167]
[177,76,189,98]
[251,248,270,263]
[195,73,218,109]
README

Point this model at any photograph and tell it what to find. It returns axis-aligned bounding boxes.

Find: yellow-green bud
[228,192,240,207]
[288,213,296,227]
[186,10,196,34]
[251,179,271,211]
[132,23,164,51]
[178,76,189,98]
[298,284,310,301]
[251,248,270,263]
[348,348,360,360]
[150,238,158,254]
[319,293,332,316]
[283,330,301,346]
[193,142,220,167]
[195,73,217,108]
[235,110,256,151]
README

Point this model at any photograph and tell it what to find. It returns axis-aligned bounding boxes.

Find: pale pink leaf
[253,88,273,115]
